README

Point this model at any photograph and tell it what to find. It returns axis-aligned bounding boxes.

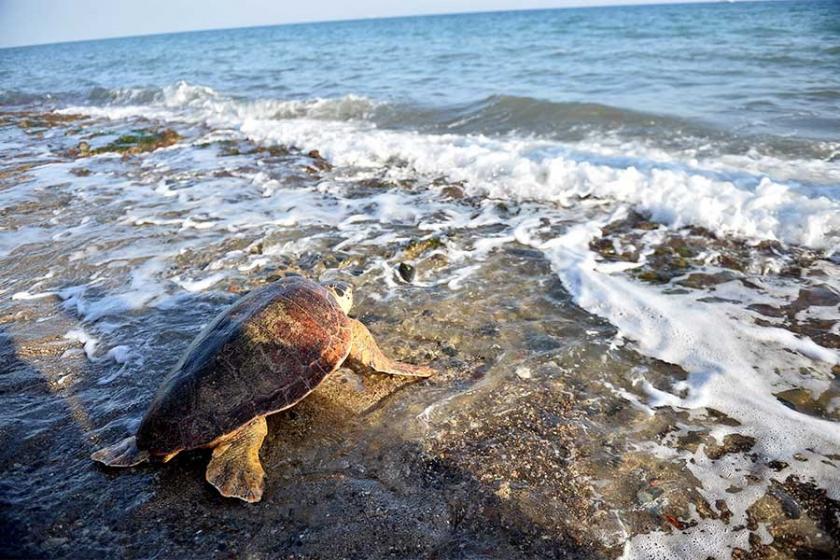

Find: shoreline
[2,107,839,558]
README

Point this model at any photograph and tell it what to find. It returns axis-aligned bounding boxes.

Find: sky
[0,0,729,49]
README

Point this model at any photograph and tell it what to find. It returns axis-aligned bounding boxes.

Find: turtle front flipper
[345,319,434,378]
[91,436,150,467]
[206,416,268,503]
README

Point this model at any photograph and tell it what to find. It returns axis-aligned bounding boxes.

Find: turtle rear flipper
[91,436,150,467]
[206,416,267,503]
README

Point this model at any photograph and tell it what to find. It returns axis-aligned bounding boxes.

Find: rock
[66,140,91,158]
[515,366,532,380]
[256,145,289,157]
[403,237,444,260]
[441,185,465,200]
[601,210,658,235]
[590,237,616,258]
[677,271,737,289]
[307,149,332,171]
[773,387,833,417]
[219,140,242,156]
[716,253,747,271]
[767,460,789,472]
[636,270,669,284]
[756,240,784,253]
[417,253,449,275]
[795,285,840,308]
[397,262,416,283]
[705,433,756,460]
[747,304,785,318]
[87,128,180,156]
[13,111,85,130]
[441,345,458,357]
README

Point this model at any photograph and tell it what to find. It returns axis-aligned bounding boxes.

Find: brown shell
[135,277,351,455]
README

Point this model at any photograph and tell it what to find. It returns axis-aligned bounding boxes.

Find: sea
[1,1,839,558]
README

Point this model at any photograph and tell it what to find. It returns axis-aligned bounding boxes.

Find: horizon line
[0,0,774,50]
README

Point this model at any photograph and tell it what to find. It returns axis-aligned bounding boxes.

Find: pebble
[397,262,416,283]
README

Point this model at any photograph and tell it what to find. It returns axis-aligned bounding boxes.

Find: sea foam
[63,83,840,251]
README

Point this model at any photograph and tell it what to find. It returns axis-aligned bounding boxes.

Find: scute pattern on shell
[135,277,352,454]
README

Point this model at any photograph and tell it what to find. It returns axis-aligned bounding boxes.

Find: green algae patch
[403,237,445,260]
[85,128,181,156]
[215,139,293,158]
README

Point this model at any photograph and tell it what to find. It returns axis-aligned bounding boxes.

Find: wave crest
[61,82,840,251]
[85,81,380,122]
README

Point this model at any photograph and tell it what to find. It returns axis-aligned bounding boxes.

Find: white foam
[247,121,839,250]
[63,328,99,360]
[172,272,226,293]
[59,259,171,323]
[533,221,839,450]
[523,219,840,558]
[63,83,840,250]
[104,344,131,364]
[11,290,55,301]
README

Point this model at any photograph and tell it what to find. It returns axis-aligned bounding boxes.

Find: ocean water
[1,1,840,558]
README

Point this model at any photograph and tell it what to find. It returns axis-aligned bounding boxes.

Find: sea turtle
[92,276,433,502]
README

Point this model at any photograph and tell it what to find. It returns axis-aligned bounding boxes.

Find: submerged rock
[742,477,840,559]
[794,285,840,308]
[677,271,738,289]
[441,185,466,199]
[5,111,87,131]
[704,433,756,460]
[403,237,445,260]
[79,128,181,157]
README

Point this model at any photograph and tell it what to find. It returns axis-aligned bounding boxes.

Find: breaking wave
[63,82,840,251]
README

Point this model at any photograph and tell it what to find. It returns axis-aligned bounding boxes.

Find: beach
[1,2,839,558]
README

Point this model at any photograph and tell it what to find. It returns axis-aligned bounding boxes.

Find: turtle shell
[135,277,352,455]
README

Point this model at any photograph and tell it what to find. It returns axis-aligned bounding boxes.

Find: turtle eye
[333,286,346,297]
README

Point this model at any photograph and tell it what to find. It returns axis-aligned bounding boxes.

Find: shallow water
[1,2,839,558]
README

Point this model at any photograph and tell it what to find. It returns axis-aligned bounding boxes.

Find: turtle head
[323,280,353,315]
